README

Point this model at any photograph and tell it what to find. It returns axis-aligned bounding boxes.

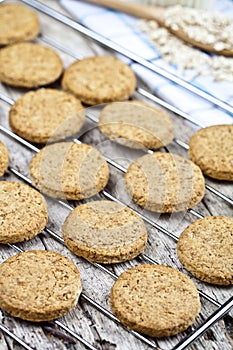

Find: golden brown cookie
[125,152,205,212]
[110,264,201,337]
[0,3,40,45]
[62,200,148,263]
[98,101,174,149]
[0,42,63,88]
[0,250,82,322]
[9,89,85,143]
[189,124,233,181]
[0,141,9,176]
[0,181,48,244]
[177,216,233,285]
[62,56,136,105]
[29,142,109,200]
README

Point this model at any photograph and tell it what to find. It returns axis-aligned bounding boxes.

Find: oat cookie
[62,56,136,105]
[30,142,109,200]
[62,200,148,263]
[0,42,63,88]
[9,89,85,143]
[0,250,82,322]
[110,264,200,337]
[0,141,9,176]
[0,181,48,244]
[189,124,233,181]
[177,216,233,285]
[0,3,40,45]
[125,152,205,212]
[98,101,174,149]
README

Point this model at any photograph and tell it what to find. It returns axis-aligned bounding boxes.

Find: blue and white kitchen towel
[60,0,233,126]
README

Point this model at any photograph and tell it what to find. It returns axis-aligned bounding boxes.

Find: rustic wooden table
[0,1,232,349]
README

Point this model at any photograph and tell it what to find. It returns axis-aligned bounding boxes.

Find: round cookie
[110,264,201,337]
[62,56,136,105]
[0,42,63,88]
[0,3,40,45]
[0,181,48,244]
[0,250,82,322]
[29,142,109,200]
[98,101,174,150]
[62,200,148,263]
[177,216,233,285]
[0,141,9,176]
[189,124,233,181]
[9,89,85,143]
[125,152,205,213]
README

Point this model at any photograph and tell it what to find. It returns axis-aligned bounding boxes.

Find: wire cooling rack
[0,1,232,349]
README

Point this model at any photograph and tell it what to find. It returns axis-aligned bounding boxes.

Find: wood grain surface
[0,1,232,350]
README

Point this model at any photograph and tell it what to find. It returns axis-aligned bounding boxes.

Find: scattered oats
[163,5,233,52]
[214,42,226,51]
[138,18,233,82]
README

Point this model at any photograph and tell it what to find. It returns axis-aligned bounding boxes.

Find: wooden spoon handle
[84,0,165,22]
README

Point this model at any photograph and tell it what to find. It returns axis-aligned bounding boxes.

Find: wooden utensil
[84,0,233,56]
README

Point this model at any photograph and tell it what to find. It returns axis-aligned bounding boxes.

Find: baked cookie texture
[0,43,63,88]
[177,216,233,285]
[125,152,205,212]
[62,200,148,263]
[9,89,85,143]
[29,142,109,200]
[0,141,9,176]
[0,181,48,244]
[62,56,136,105]
[110,264,201,337]
[189,124,233,181]
[98,101,174,149]
[0,250,82,322]
[0,3,40,45]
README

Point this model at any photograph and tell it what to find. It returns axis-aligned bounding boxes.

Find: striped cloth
[60,0,233,126]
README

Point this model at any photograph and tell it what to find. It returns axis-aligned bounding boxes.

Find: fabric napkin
[60,0,233,126]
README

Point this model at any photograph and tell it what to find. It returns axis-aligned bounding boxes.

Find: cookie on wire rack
[124,152,205,212]
[29,142,109,200]
[0,141,9,177]
[62,200,148,263]
[9,89,85,143]
[0,3,40,45]
[177,216,233,285]
[0,181,48,244]
[62,56,136,105]
[0,42,63,88]
[189,124,233,181]
[0,250,82,322]
[98,101,174,149]
[110,264,201,337]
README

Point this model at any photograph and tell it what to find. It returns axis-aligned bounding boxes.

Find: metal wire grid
[1,89,233,350]
[0,1,232,349]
